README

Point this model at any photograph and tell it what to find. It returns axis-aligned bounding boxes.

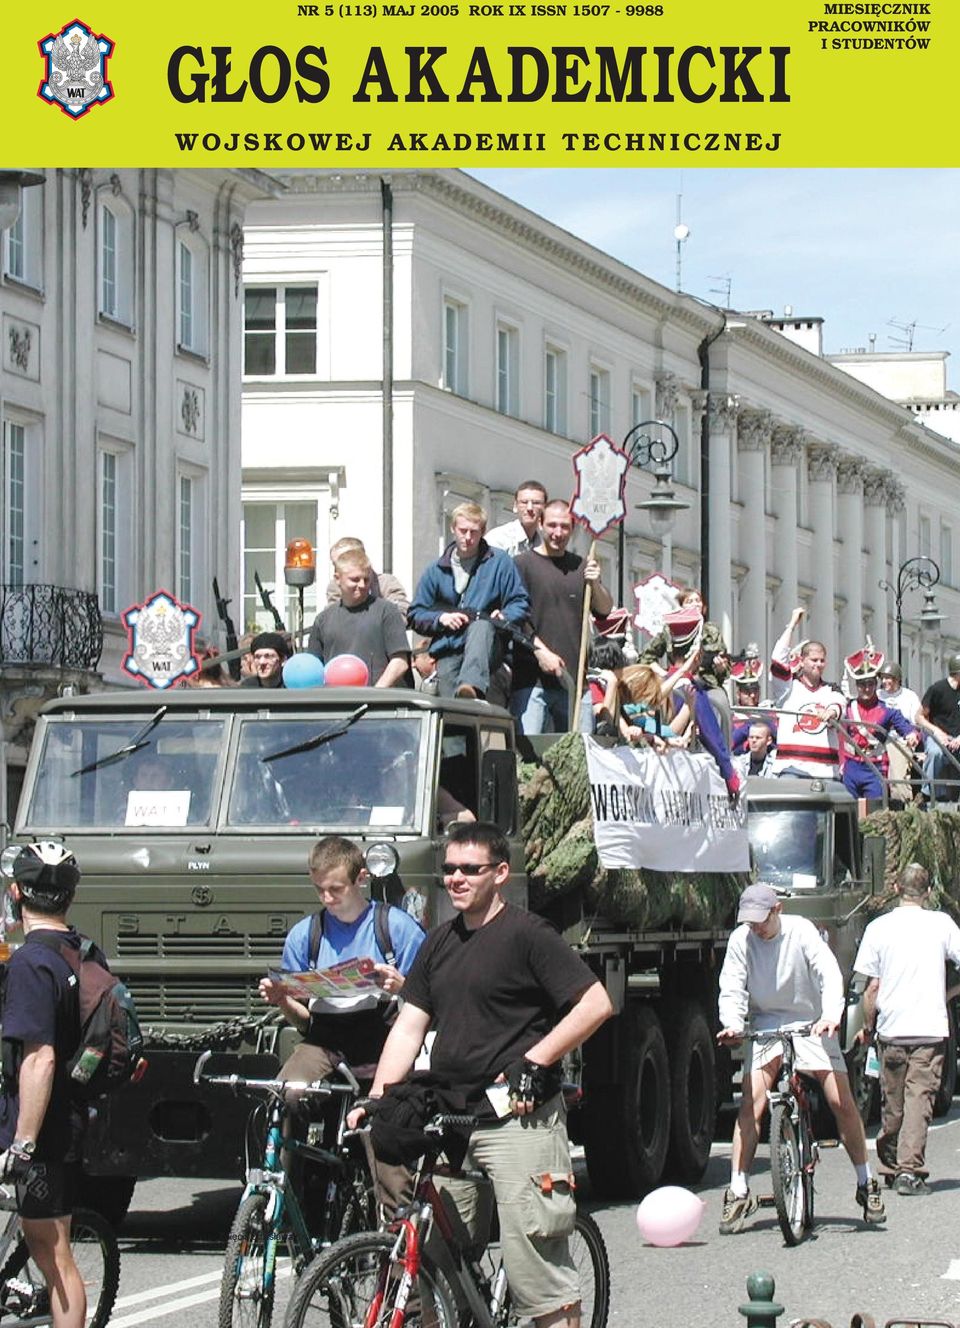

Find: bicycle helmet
[11,841,80,906]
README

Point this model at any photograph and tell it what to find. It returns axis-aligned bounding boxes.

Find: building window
[631,386,652,430]
[941,524,953,587]
[179,242,193,349]
[97,197,133,325]
[242,498,324,631]
[5,181,43,288]
[442,298,468,395]
[4,423,26,587]
[545,346,567,435]
[674,403,693,487]
[919,514,932,559]
[496,323,519,417]
[243,285,318,376]
[100,451,117,614]
[589,366,611,437]
[101,206,117,318]
[179,475,193,605]
[97,444,133,617]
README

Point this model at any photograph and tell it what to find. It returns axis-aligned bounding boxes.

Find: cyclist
[716,881,885,1234]
[0,841,100,1328]
[352,821,613,1328]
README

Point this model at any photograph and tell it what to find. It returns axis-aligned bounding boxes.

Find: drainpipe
[381,177,394,573]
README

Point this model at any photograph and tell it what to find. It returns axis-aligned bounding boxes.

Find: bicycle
[0,1184,119,1327]
[751,1023,819,1246]
[283,1115,610,1328]
[193,1051,377,1328]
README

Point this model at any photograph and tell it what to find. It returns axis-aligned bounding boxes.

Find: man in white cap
[716,883,885,1234]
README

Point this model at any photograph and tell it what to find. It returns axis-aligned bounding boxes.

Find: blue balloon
[283,652,326,689]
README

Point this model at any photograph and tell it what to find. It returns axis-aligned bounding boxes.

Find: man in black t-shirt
[917,655,960,803]
[513,501,613,735]
[0,841,99,1328]
[353,822,613,1328]
[308,550,411,687]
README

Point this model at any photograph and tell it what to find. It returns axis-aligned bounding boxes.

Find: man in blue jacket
[409,502,530,700]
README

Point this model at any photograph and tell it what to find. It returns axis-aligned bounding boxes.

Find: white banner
[583,738,750,874]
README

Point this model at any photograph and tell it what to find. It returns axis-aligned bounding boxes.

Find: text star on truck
[2,686,949,1219]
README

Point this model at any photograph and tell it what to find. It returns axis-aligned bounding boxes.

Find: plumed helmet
[12,841,80,904]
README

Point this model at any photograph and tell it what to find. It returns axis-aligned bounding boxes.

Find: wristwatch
[11,1140,35,1158]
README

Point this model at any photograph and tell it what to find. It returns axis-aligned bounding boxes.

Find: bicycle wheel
[798,1113,816,1232]
[570,1213,610,1328]
[770,1103,806,1245]
[335,1168,377,1241]
[283,1230,458,1328]
[0,1205,120,1328]
[220,1192,276,1328]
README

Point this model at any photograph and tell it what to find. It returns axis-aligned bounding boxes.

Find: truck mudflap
[82,1048,280,1180]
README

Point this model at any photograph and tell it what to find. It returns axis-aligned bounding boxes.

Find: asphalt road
[109,1103,960,1328]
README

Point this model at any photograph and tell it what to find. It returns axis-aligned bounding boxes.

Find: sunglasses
[440,861,501,877]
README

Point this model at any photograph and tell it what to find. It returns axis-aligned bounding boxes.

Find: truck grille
[115,934,284,960]
[125,976,257,1024]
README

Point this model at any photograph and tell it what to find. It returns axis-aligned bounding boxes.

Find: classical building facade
[0,167,272,822]
[242,169,960,694]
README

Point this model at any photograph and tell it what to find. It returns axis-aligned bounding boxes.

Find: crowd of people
[186,476,958,806]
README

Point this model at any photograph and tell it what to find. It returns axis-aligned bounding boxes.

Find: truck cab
[6,688,523,1182]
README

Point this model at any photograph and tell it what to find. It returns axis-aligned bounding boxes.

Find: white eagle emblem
[39,21,114,118]
[122,591,201,691]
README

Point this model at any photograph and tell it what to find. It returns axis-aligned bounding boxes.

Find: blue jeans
[511,681,571,734]
[435,619,502,698]
[923,736,960,803]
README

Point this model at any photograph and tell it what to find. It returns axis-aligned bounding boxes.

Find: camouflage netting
[519,733,746,930]
[862,805,960,921]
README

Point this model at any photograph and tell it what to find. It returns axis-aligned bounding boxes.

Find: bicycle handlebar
[192,1048,357,1096]
[747,1023,814,1042]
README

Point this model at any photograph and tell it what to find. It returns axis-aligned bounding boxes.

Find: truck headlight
[366,842,400,879]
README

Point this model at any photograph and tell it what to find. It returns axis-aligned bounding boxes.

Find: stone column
[736,409,772,659]
[887,481,908,669]
[655,372,681,586]
[770,425,805,625]
[707,394,739,648]
[837,456,865,650]
[863,468,891,659]
[806,443,840,663]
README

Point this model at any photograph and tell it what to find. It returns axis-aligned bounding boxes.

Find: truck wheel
[934,1004,958,1117]
[664,1001,716,1183]
[79,1175,137,1229]
[582,1004,670,1198]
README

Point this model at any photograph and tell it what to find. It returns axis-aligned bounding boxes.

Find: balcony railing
[0,584,103,671]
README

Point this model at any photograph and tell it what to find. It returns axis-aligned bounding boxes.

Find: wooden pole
[573,538,597,730]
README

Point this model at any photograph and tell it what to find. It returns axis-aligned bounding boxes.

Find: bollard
[739,1272,784,1328]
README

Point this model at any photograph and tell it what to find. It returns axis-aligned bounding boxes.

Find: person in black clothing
[239,631,290,688]
[916,654,960,804]
[0,841,101,1328]
[351,823,613,1328]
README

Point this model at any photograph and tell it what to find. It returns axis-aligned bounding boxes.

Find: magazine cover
[3,2,960,1324]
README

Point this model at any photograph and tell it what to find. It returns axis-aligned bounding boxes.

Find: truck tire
[664,1001,716,1183]
[934,1003,958,1118]
[583,1004,670,1198]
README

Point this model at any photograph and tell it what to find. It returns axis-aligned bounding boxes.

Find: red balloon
[324,654,370,687]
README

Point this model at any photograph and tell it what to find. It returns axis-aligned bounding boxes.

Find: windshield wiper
[72,706,168,777]
[262,705,370,764]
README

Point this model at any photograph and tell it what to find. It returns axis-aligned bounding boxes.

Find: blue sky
[469,169,959,389]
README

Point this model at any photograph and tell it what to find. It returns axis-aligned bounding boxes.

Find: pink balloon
[635,1186,705,1247]
[324,654,370,687]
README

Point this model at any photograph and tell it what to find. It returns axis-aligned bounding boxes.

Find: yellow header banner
[7,0,955,166]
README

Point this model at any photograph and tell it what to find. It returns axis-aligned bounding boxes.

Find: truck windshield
[747,807,827,890]
[226,715,423,830]
[25,718,226,829]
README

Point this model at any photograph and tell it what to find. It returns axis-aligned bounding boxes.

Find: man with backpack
[259,836,426,1084]
[0,841,107,1328]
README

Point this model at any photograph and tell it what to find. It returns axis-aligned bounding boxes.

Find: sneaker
[855,1177,887,1223]
[894,1172,930,1196]
[719,1188,758,1235]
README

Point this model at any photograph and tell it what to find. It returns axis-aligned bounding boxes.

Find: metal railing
[0,583,102,671]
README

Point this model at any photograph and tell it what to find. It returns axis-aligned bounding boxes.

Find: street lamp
[879,555,944,663]
[617,420,690,604]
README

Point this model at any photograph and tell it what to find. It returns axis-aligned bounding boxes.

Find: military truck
[1,688,904,1212]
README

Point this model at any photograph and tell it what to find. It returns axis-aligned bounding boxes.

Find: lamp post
[284,538,316,647]
[617,420,689,605]
[880,555,944,663]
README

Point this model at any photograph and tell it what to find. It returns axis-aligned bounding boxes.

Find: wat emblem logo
[38,20,115,118]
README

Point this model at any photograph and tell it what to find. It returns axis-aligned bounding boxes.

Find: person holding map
[259,836,425,1084]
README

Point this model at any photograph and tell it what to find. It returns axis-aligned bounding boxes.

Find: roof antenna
[673,191,690,293]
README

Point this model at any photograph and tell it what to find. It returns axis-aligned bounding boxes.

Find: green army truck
[2,688,928,1212]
